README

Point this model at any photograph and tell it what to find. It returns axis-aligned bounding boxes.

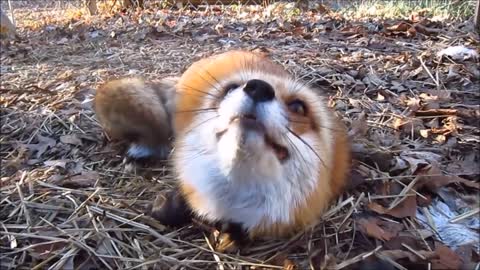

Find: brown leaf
[348,111,368,138]
[406,97,422,112]
[391,150,442,175]
[431,245,462,270]
[283,259,297,270]
[425,90,451,102]
[419,93,440,110]
[415,108,458,117]
[386,21,411,32]
[415,163,480,193]
[368,195,417,218]
[60,134,83,146]
[51,171,99,188]
[340,25,366,37]
[374,181,403,197]
[356,216,399,241]
[345,167,367,191]
[417,193,433,207]
[384,235,426,250]
[414,23,441,36]
[407,26,417,37]
[24,135,57,158]
[392,117,425,134]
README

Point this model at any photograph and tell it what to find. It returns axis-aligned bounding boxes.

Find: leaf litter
[1,1,479,269]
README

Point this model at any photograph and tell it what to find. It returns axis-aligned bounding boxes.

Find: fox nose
[243,79,275,103]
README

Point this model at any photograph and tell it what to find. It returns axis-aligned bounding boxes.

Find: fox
[94,49,351,250]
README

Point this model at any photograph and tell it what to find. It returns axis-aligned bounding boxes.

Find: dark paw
[214,231,240,253]
[213,222,248,253]
[150,190,192,227]
[125,143,172,162]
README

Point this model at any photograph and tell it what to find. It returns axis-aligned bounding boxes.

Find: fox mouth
[216,114,289,162]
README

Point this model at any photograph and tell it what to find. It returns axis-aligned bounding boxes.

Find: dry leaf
[431,245,462,270]
[60,134,83,146]
[437,45,479,61]
[392,117,425,134]
[283,259,297,270]
[319,253,336,270]
[414,23,441,36]
[419,129,430,138]
[386,21,411,32]
[434,134,446,144]
[406,97,422,112]
[419,93,440,110]
[348,111,368,138]
[24,135,57,158]
[51,171,99,188]
[415,163,480,193]
[385,235,426,251]
[376,92,385,101]
[356,216,399,241]
[368,195,417,218]
[44,159,69,168]
[345,167,367,191]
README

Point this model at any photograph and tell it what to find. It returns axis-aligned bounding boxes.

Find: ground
[1,1,479,269]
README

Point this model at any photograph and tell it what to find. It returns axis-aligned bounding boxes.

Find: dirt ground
[1,2,479,269]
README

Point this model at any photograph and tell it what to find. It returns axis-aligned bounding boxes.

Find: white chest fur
[175,128,321,231]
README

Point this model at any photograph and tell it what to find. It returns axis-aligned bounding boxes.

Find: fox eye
[223,83,240,96]
[287,99,307,116]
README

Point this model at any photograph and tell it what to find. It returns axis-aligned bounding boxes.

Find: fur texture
[173,50,350,238]
[93,50,351,239]
[94,77,177,159]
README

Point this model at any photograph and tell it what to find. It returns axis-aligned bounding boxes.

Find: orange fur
[174,50,287,133]
[93,50,350,238]
[175,50,351,238]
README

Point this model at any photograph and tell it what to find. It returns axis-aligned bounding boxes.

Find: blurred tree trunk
[85,0,98,15]
[475,0,480,32]
[122,0,144,8]
[0,9,17,39]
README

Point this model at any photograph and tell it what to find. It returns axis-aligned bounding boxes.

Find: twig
[87,205,177,248]
[449,208,480,223]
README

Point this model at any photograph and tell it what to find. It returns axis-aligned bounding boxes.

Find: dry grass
[1,1,479,269]
[337,0,476,21]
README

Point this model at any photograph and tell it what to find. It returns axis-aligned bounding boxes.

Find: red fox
[94,50,351,248]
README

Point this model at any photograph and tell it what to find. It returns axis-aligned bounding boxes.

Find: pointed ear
[250,47,272,58]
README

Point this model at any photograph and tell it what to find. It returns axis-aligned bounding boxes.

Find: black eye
[287,99,307,116]
[223,83,240,96]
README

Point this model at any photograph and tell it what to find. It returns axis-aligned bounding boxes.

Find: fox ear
[250,47,272,58]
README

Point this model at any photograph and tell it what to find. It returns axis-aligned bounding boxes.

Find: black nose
[243,79,275,103]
